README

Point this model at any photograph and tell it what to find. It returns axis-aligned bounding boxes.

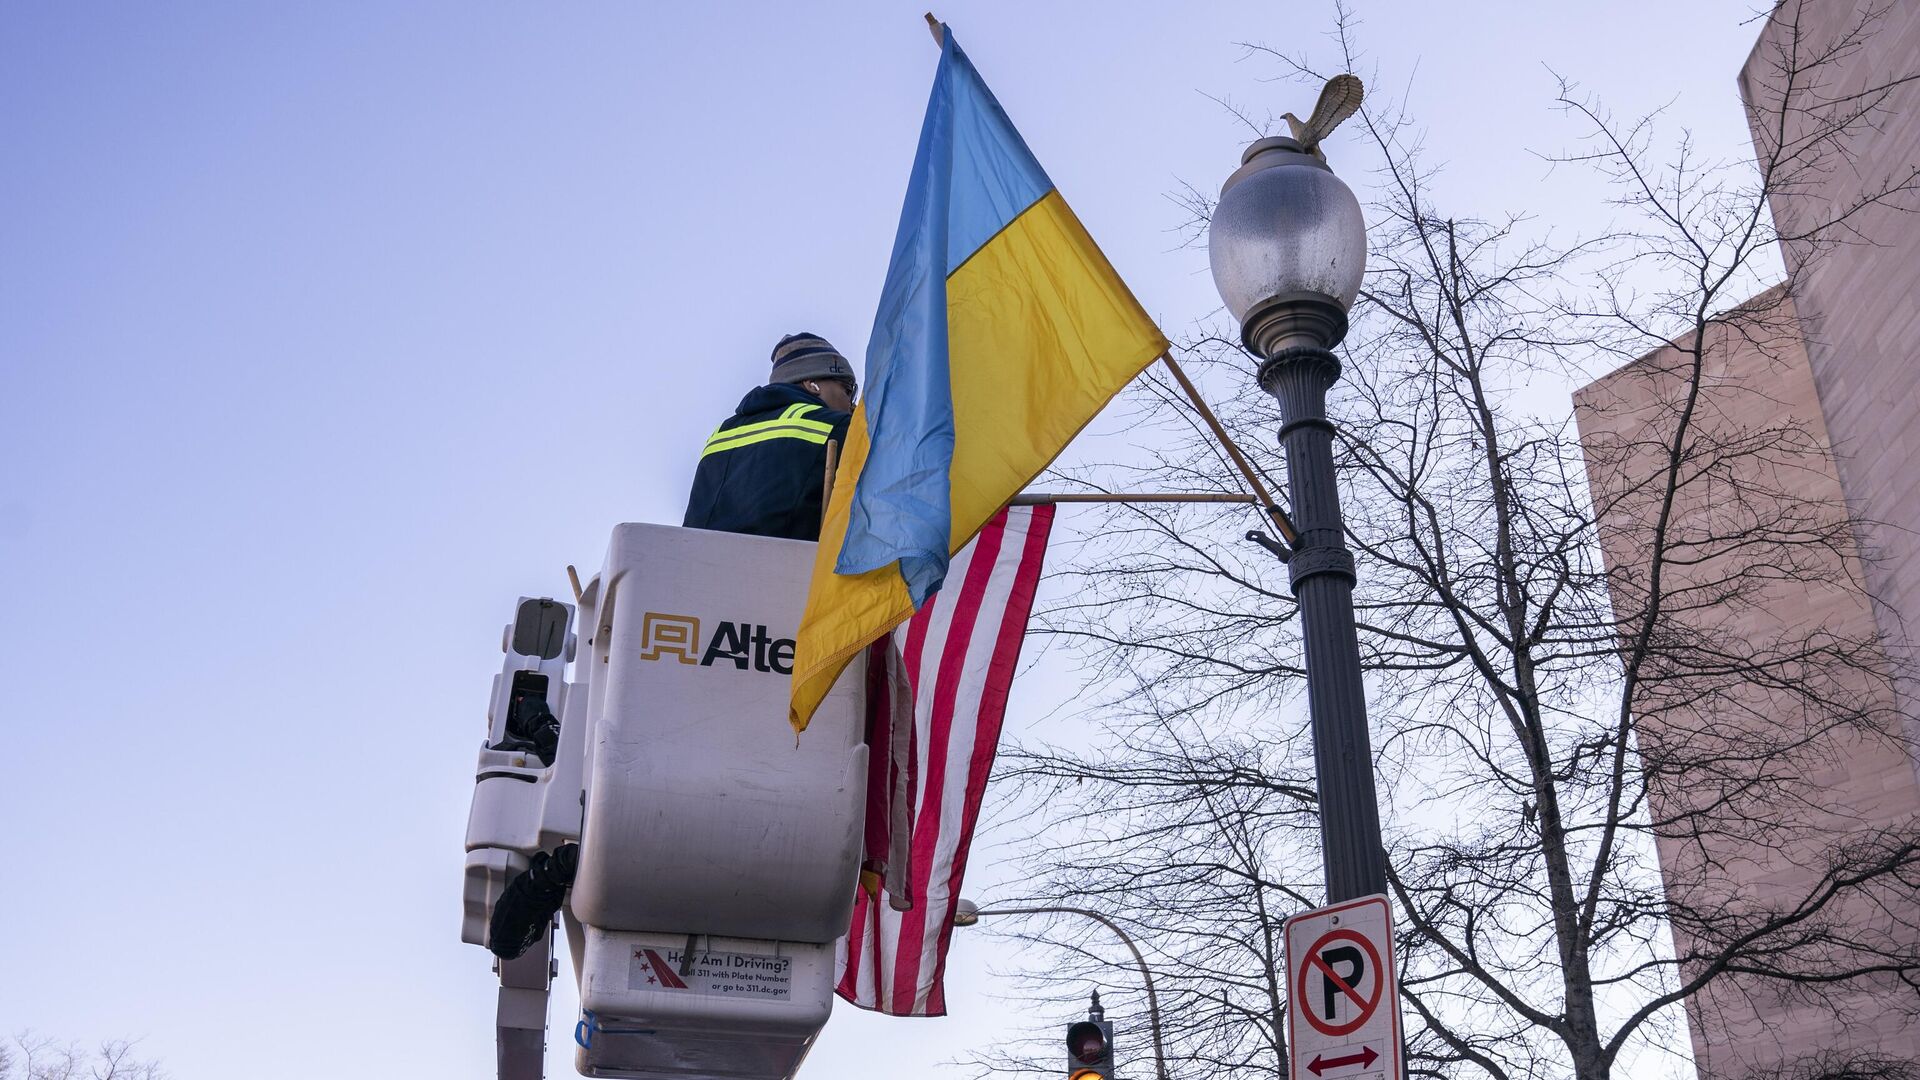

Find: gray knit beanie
[770,332,858,394]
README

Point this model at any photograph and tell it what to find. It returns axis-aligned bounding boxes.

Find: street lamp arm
[970,905,1170,1080]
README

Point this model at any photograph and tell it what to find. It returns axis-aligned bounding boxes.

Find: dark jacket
[683,383,853,541]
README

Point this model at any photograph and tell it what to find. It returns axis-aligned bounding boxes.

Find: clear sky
[1,3,1764,1077]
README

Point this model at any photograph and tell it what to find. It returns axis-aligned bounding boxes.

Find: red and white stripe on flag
[834,503,1056,1016]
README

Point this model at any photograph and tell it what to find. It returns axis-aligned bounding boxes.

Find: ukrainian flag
[790,26,1167,730]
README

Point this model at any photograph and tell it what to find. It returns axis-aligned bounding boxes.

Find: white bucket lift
[463,525,868,1080]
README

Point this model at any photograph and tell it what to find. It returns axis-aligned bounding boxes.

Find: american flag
[834,503,1055,1016]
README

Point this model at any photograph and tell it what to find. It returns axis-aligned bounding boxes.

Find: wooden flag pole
[821,439,841,534]
[1158,353,1298,545]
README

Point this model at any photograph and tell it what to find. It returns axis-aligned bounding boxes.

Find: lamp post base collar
[1257,342,1344,396]
[1287,545,1356,591]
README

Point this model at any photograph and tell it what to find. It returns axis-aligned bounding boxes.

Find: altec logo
[637,612,796,675]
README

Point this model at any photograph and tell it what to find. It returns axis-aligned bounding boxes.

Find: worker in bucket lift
[488,334,860,962]
[683,332,858,540]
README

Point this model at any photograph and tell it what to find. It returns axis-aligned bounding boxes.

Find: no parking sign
[1283,894,1403,1079]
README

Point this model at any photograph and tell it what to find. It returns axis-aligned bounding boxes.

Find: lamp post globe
[1207,135,1367,358]
[1205,134,1388,905]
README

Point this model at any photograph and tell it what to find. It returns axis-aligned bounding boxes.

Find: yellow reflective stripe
[699,403,836,458]
[704,415,835,449]
[709,413,834,439]
[700,425,833,458]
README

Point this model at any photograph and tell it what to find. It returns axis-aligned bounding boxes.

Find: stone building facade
[1571,1,1920,1075]
[1737,0,1920,721]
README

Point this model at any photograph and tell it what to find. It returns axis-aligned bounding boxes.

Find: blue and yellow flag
[790,26,1167,730]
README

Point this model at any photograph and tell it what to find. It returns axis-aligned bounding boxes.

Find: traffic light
[1065,991,1115,1080]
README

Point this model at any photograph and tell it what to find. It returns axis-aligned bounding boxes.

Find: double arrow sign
[1305,1045,1379,1076]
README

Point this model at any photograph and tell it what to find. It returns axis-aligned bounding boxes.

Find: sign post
[1284,894,1402,1079]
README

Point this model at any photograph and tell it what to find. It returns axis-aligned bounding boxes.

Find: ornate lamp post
[1206,107,1387,904]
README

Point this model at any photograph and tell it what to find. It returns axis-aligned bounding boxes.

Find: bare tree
[2,1033,166,1080]
[978,3,1920,1079]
